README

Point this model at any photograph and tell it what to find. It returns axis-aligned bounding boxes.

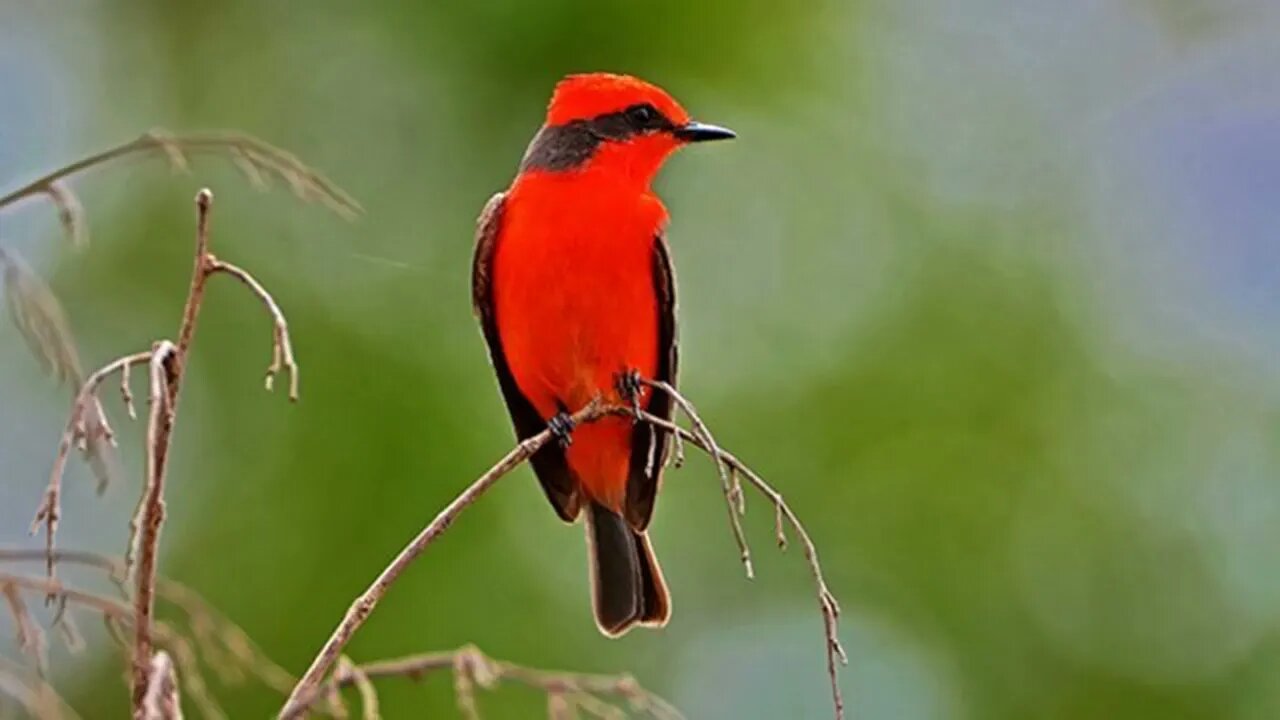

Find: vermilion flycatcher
[472,73,734,636]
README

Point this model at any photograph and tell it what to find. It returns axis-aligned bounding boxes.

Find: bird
[471,73,734,636]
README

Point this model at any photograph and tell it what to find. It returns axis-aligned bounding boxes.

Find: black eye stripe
[520,104,676,172]
[587,104,673,140]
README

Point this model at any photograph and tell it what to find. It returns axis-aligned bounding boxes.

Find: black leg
[615,369,643,421]
[548,411,576,448]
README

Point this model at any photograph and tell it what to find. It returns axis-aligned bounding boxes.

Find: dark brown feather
[472,192,581,521]
[623,234,678,531]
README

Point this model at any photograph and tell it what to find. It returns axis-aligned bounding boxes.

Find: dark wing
[623,233,679,531]
[472,192,581,522]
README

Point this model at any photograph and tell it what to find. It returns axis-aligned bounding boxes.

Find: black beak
[674,121,736,143]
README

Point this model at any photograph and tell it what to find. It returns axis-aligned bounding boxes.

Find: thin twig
[17,182,302,719]
[33,351,151,583]
[640,379,751,578]
[130,189,211,716]
[0,572,133,620]
[0,130,360,220]
[634,409,847,720]
[154,631,220,720]
[2,567,235,720]
[1,549,301,714]
[282,387,840,719]
[207,259,299,400]
[335,657,379,720]
[278,399,612,719]
[308,647,682,720]
[52,598,85,655]
[131,340,179,715]
[451,647,487,720]
[121,355,139,420]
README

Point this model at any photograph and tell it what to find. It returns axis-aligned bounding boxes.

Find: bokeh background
[3,1,1280,718]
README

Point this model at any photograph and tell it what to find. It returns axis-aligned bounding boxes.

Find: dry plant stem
[282,389,842,718]
[635,409,848,720]
[129,188,211,715]
[0,548,298,694]
[335,657,379,720]
[24,184,301,717]
[313,647,682,720]
[32,350,151,582]
[278,400,612,719]
[4,568,227,720]
[207,259,299,400]
[0,131,360,219]
[1,551,301,720]
[0,572,132,619]
[131,341,179,715]
[639,379,751,578]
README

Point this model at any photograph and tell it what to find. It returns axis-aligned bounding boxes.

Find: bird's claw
[548,412,576,448]
[616,369,643,422]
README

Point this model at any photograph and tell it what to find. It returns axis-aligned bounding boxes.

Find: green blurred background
[4,1,1280,717]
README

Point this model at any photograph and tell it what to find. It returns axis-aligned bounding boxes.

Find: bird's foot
[615,369,644,422]
[548,411,576,448]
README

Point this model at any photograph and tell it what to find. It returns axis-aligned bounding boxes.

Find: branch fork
[280,386,847,719]
[14,189,299,719]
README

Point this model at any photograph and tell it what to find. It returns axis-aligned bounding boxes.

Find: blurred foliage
[3,0,1280,718]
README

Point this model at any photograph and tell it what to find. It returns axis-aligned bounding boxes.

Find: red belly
[493,185,662,509]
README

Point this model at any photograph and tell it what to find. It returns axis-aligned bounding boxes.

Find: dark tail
[585,501,670,637]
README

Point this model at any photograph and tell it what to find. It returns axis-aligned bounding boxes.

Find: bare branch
[130,341,179,715]
[52,597,86,655]
[640,379,751,578]
[306,646,681,720]
[335,657,380,720]
[128,189,212,715]
[9,570,221,720]
[635,409,847,720]
[282,384,840,718]
[0,572,133,621]
[0,550,299,711]
[33,350,151,582]
[15,186,304,718]
[451,647,486,720]
[1,566,243,720]
[207,259,299,400]
[153,631,221,720]
[120,355,140,420]
[278,399,613,718]
[0,130,360,220]
[175,189,214,362]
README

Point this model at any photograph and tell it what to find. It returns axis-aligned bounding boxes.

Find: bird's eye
[627,104,659,129]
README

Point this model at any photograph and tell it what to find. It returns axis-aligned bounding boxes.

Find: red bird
[472,73,734,636]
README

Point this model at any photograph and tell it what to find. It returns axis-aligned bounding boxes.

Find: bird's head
[520,73,734,184]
